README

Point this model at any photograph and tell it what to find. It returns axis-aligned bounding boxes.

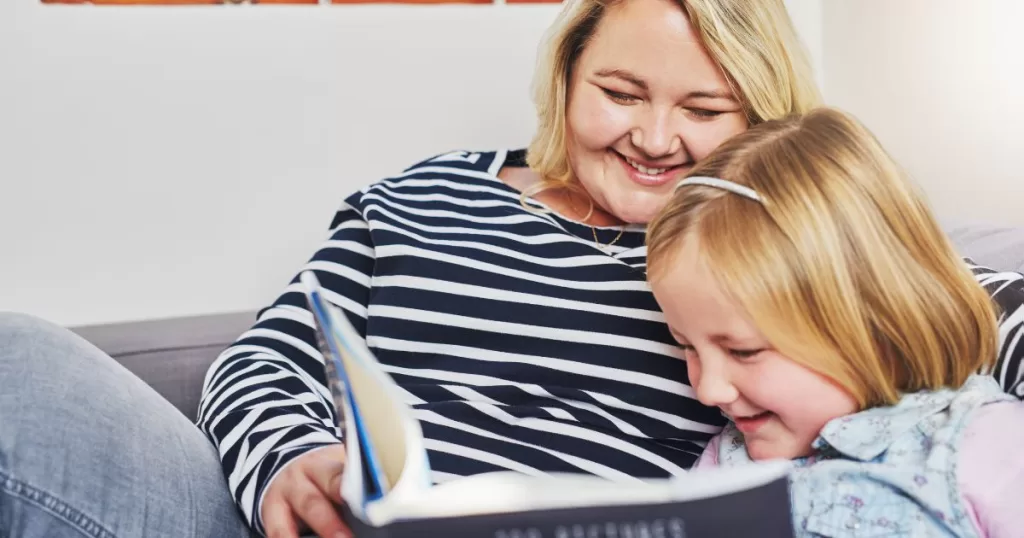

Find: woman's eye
[602,88,639,104]
[729,348,763,360]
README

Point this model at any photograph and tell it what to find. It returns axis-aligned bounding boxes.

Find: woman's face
[566,0,750,224]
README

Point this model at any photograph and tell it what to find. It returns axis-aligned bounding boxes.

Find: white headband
[674,176,764,204]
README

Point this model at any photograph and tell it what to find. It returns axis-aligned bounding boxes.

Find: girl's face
[564,0,749,225]
[650,238,859,460]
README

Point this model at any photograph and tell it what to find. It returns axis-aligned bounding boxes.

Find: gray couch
[70,311,257,423]
[67,224,1024,424]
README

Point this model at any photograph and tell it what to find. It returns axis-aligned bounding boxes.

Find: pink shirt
[695,402,1024,538]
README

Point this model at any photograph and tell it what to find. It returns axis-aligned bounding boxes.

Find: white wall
[822,0,1024,228]
[785,0,823,91]
[0,0,823,327]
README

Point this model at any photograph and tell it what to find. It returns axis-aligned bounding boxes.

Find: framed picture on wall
[43,0,560,5]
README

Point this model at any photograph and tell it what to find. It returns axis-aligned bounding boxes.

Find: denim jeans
[0,312,255,538]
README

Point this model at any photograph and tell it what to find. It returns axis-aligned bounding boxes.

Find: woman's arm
[196,193,375,536]
[966,259,1024,399]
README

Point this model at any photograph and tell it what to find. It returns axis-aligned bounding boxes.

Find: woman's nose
[630,110,681,159]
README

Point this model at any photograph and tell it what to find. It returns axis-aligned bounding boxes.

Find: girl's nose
[693,363,739,408]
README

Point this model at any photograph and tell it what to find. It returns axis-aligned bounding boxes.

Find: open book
[300,271,796,538]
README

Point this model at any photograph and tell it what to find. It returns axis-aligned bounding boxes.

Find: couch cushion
[71,311,257,422]
[945,223,1024,273]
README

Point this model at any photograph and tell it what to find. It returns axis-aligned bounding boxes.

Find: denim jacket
[714,375,1016,537]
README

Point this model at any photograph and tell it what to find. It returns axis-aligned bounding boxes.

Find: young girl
[646,107,1024,538]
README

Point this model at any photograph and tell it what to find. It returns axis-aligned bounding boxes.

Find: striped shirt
[196,149,1024,534]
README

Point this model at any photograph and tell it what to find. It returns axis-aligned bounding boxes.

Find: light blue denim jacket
[714,375,1015,537]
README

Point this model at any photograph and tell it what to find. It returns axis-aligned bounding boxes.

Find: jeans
[0,312,255,538]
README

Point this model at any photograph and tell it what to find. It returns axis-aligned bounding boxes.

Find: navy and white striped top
[196,148,1024,534]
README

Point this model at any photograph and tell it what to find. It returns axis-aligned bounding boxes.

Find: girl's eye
[688,108,724,119]
[729,348,764,360]
[602,88,639,104]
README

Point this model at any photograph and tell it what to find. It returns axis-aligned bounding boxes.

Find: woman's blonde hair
[646,107,999,409]
[525,0,822,197]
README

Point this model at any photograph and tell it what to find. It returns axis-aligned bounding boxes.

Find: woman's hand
[261,444,351,538]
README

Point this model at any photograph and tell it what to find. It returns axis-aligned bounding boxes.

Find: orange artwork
[42,0,319,3]
[42,0,219,3]
[35,0,561,3]
[331,0,491,3]
[40,0,562,5]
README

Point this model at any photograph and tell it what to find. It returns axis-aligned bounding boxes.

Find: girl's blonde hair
[525,0,822,197]
[646,107,999,408]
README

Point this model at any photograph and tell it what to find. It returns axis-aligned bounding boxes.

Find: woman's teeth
[626,157,669,175]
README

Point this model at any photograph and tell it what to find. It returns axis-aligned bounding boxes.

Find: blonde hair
[525,0,822,199]
[646,107,999,409]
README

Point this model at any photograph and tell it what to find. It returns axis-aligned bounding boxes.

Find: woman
[1,1,1021,538]
[216,0,820,536]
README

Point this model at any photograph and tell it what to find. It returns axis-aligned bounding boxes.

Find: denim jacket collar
[811,375,1004,461]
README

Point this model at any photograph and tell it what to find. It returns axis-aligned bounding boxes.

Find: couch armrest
[71,311,256,422]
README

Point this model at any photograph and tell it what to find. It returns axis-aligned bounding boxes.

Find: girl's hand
[261,444,350,538]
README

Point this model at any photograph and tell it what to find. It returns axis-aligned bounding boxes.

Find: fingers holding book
[262,444,350,538]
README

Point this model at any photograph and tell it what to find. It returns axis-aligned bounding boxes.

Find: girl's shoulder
[961,398,1024,447]
[958,400,1024,538]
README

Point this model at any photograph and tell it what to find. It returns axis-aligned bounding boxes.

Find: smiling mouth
[616,151,689,176]
[625,157,671,175]
[733,411,771,420]
[731,411,773,433]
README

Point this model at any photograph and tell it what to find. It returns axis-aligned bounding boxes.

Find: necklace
[563,188,626,251]
[592,225,626,251]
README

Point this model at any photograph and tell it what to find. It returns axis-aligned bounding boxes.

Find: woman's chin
[606,197,671,225]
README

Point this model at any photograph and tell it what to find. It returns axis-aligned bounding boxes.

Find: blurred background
[1,0,1021,327]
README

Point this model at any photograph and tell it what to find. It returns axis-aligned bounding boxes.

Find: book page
[301,270,432,508]
[325,301,409,491]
